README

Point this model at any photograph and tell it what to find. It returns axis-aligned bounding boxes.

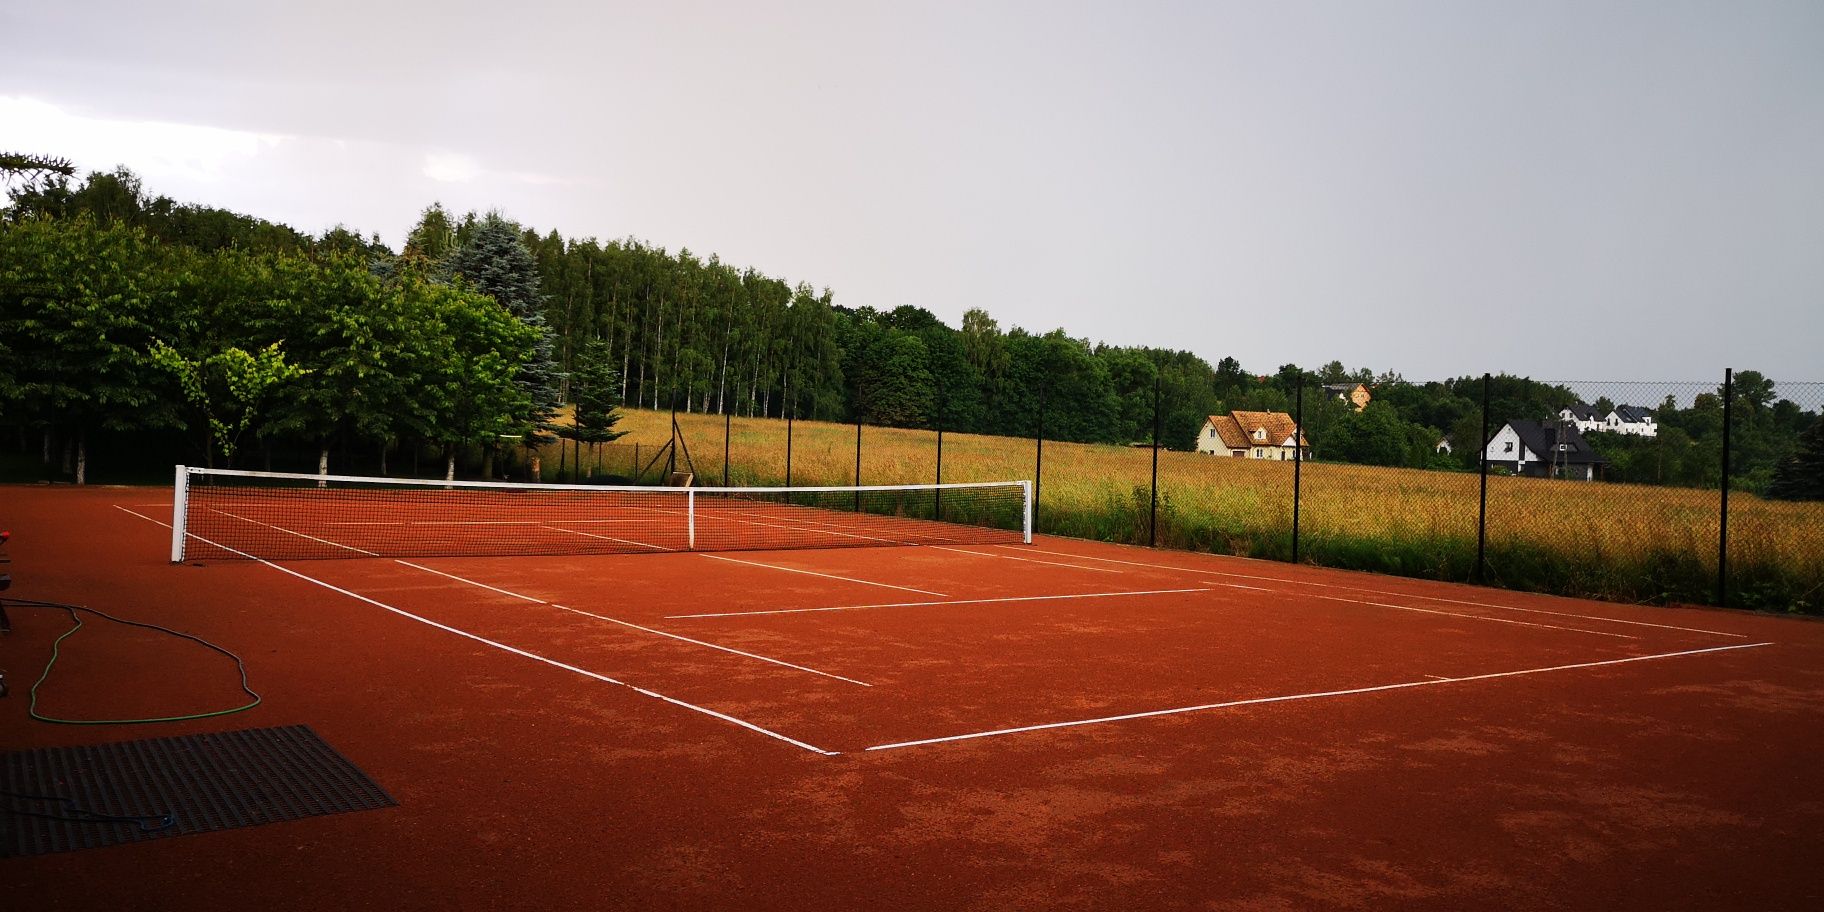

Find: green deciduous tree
[150,339,304,468]
[0,216,186,481]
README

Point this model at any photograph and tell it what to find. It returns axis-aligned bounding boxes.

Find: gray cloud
[4,0,1820,381]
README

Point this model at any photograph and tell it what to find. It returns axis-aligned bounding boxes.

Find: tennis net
[170,466,1032,562]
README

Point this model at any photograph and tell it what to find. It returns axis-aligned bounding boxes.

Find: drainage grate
[2,725,396,857]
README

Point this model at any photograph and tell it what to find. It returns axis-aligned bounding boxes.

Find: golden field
[529,407,1823,611]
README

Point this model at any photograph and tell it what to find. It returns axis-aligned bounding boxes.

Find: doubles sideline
[115,505,842,756]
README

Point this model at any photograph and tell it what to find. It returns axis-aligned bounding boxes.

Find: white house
[1485,419,1607,481]
[1559,402,1658,438]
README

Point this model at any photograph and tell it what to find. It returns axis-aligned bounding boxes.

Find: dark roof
[1615,405,1655,422]
[1506,419,1607,465]
[1562,402,1600,421]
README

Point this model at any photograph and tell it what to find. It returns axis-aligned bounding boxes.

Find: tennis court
[7,477,1824,910]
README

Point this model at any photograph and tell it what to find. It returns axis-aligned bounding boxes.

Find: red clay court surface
[6,483,1824,910]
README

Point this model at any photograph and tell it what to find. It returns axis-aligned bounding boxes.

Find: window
[1253,428,1265,441]
[1503,441,1514,453]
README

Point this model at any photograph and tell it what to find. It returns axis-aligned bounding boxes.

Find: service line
[700,553,945,596]
[207,507,378,556]
[932,546,1123,573]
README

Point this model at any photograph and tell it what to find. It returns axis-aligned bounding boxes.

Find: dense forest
[1,164,1818,496]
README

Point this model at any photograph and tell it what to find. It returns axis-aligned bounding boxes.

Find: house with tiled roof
[1197,410,1310,460]
[1484,419,1608,481]
[1323,383,1371,412]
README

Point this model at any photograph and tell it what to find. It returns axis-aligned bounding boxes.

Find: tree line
[2,163,1818,498]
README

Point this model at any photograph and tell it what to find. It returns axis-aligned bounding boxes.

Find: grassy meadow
[523,408,1822,613]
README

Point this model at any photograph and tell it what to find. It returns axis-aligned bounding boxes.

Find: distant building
[1198,410,1310,460]
[1607,405,1658,437]
[1559,402,1657,438]
[1324,383,1372,412]
[1485,419,1608,481]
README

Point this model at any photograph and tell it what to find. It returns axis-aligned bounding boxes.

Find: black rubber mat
[2,725,395,857]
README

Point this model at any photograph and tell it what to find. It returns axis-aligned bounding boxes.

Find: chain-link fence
[562,369,1821,614]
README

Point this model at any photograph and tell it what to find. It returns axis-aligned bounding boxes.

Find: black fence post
[785,382,794,487]
[1149,369,1162,548]
[935,373,945,520]
[1719,367,1733,606]
[854,402,863,512]
[1293,375,1303,564]
[1034,381,1047,534]
[1477,373,1490,584]
[722,406,731,487]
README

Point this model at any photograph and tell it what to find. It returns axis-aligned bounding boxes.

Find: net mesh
[173,468,1029,561]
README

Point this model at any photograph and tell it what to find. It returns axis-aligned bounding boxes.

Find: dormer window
[1253,428,1266,441]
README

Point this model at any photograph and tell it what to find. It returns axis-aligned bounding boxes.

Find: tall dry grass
[519,407,1822,612]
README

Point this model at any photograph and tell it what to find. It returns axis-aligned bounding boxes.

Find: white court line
[1423,674,1450,681]
[700,553,946,596]
[1006,545,1747,638]
[932,546,1123,573]
[393,560,869,686]
[668,587,1213,620]
[206,507,378,556]
[1309,594,1635,640]
[113,507,837,755]
[325,518,661,526]
[656,503,912,543]
[326,520,537,526]
[864,642,1775,751]
[1211,582,1268,591]
[542,525,674,551]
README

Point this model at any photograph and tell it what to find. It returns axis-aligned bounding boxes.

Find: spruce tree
[1766,416,1824,501]
[444,213,564,453]
[570,339,628,447]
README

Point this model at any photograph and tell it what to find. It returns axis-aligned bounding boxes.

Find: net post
[1021,480,1033,544]
[170,464,189,562]
[687,488,697,551]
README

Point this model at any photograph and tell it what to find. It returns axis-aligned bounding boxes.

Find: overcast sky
[4,1,1820,382]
